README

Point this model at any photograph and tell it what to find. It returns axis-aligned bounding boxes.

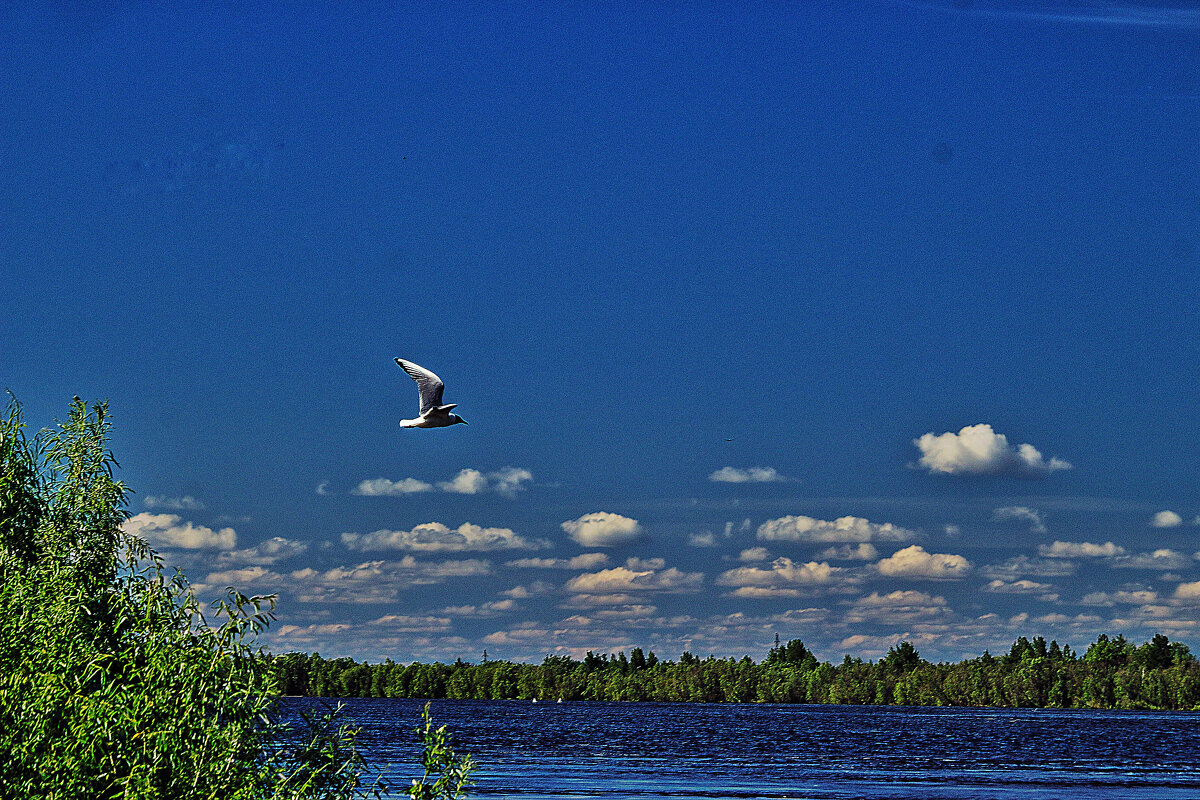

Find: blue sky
[3,1,1200,663]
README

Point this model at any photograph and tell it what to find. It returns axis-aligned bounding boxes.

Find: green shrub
[407,703,476,800]
[0,396,384,799]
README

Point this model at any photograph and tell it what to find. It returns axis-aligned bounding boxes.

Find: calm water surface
[280,699,1200,799]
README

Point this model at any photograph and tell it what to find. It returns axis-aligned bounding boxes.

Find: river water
[279,698,1200,799]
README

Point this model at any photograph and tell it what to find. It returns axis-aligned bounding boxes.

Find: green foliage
[271,703,384,799]
[0,397,388,800]
[408,703,476,800]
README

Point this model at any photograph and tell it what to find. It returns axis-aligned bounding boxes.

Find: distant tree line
[272,633,1200,710]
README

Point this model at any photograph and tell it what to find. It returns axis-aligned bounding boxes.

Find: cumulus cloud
[625,557,666,570]
[195,565,278,589]
[560,593,641,608]
[846,590,950,624]
[440,467,533,496]
[506,553,609,570]
[985,579,1054,594]
[366,614,452,632]
[123,512,236,550]
[352,478,433,495]
[739,547,770,562]
[1080,590,1159,606]
[1112,549,1192,570]
[275,622,354,638]
[729,587,806,599]
[489,467,534,496]
[912,424,1071,478]
[709,466,787,483]
[438,469,488,494]
[282,557,492,603]
[817,543,879,561]
[564,566,703,594]
[353,467,533,497]
[500,581,555,598]
[876,545,971,579]
[561,512,642,547]
[483,626,552,645]
[217,536,308,565]
[992,506,1046,534]
[688,531,719,547]
[1174,581,1200,601]
[439,600,515,616]
[757,515,913,544]
[980,555,1078,579]
[1038,540,1125,558]
[716,558,844,591]
[144,495,205,511]
[1152,510,1184,528]
[342,522,549,552]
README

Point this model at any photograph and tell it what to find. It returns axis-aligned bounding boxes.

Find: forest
[272,632,1200,710]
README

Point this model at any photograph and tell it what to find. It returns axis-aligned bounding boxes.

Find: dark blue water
[280,699,1200,799]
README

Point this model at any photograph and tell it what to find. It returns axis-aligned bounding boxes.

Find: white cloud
[688,530,719,547]
[439,600,515,616]
[506,553,609,570]
[625,557,666,571]
[1151,510,1183,528]
[217,536,308,565]
[1112,549,1192,570]
[985,579,1053,594]
[352,477,434,495]
[709,466,786,483]
[353,467,533,497]
[366,614,452,632]
[817,543,879,561]
[980,555,1078,579]
[488,467,534,497]
[729,586,805,599]
[561,512,642,547]
[315,482,330,496]
[912,424,1071,477]
[757,515,913,544]
[342,522,549,553]
[282,557,493,603]
[992,506,1046,533]
[500,581,555,599]
[876,545,971,579]
[439,467,533,496]
[843,591,955,627]
[1080,590,1158,606]
[560,593,641,608]
[1174,581,1200,601]
[143,495,205,511]
[438,469,488,495]
[276,622,354,638]
[123,512,236,550]
[565,566,703,594]
[483,626,552,645]
[739,547,770,562]
[716,558,844,590]
[1037,540,1125,558]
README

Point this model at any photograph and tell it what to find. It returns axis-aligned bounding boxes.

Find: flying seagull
[394,358,468,428]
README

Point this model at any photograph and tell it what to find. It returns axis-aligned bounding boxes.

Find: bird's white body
[395,358,467,428]
[398,410,459,428]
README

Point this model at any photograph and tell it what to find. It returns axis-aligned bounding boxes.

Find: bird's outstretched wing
[395,358,445,414]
